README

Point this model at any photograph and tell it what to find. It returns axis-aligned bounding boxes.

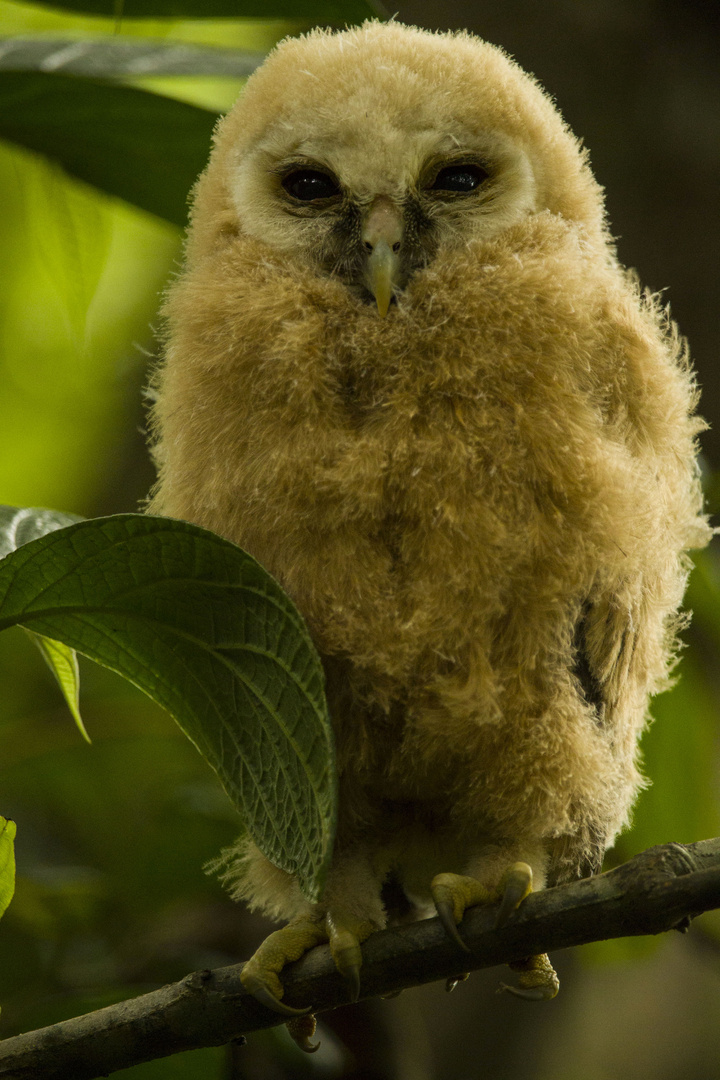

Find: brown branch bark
[1,838,719,1080]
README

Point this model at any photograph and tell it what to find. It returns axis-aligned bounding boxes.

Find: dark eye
[282,169,340,202]
[430,163,489,193]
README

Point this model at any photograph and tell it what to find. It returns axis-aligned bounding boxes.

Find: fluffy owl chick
[149,21,709,1014]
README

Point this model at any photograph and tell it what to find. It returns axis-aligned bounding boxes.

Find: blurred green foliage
[0,1,717,1076]
[0,3,357,1074]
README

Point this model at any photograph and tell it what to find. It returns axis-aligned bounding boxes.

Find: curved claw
[326,917,374,1003]
[495,862,533,928]
[298,1037,321,1053]
[445,973,469,993]
[434,897,471,954]
[242,974,312,1017]
[297,1037,321,1053]
[286,1014,321,1053]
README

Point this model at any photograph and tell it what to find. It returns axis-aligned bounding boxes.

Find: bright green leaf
[0,510,336,900]
[31,0,385,21]
[0,817,16,920]
[29,631,90,743]
[0,72,217,226]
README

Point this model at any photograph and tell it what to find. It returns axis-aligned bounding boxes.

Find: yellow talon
[496,861,534,927]
[326,913,378,1003]
[431,872,496,951]
[240,916,325,1014]
[241,972,311,1016]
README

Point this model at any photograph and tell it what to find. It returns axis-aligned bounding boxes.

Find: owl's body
[150,22,708,999]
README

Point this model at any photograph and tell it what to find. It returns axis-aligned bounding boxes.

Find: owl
[148,20,709,1022]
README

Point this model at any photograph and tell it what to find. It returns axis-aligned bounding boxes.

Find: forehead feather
[221,22,559,156]
[194,21,606,241]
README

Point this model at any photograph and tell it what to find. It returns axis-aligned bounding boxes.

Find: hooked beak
[361,196,403,317]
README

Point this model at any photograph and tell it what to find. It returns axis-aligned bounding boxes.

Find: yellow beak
[365,240,400,318]
[361,196,403,317]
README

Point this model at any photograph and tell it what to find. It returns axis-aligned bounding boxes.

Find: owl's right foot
[240,915,324,1016]
[240,908,380,1017]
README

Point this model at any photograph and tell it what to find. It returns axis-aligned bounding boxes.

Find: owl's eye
[429,163,489,193]
[282,169,341,202]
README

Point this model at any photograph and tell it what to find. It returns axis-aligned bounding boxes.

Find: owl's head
[188,22,608,315]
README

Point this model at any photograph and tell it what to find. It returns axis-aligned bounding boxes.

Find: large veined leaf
[33,0,385,20]
[0,509,336,900]
[0,72,217,226]
[0,817,16,921]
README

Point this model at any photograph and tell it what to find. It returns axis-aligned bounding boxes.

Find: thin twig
[1,838,719,1080]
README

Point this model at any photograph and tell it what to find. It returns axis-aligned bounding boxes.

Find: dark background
[0,2,718,1078]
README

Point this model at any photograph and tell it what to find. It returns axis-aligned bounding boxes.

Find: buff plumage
[148,21,709,1008]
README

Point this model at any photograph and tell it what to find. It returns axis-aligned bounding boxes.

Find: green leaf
[0,817,16,921]
[29,631,90,743]
[31,0,385,21]
[0,37,265,78]
[0,72,217,226]
[0,510,336,900]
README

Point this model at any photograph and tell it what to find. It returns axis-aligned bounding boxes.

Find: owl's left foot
[431,862,532,950]
[431,863,558,999]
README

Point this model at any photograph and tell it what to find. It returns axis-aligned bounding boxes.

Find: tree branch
[1,838,719,1080]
